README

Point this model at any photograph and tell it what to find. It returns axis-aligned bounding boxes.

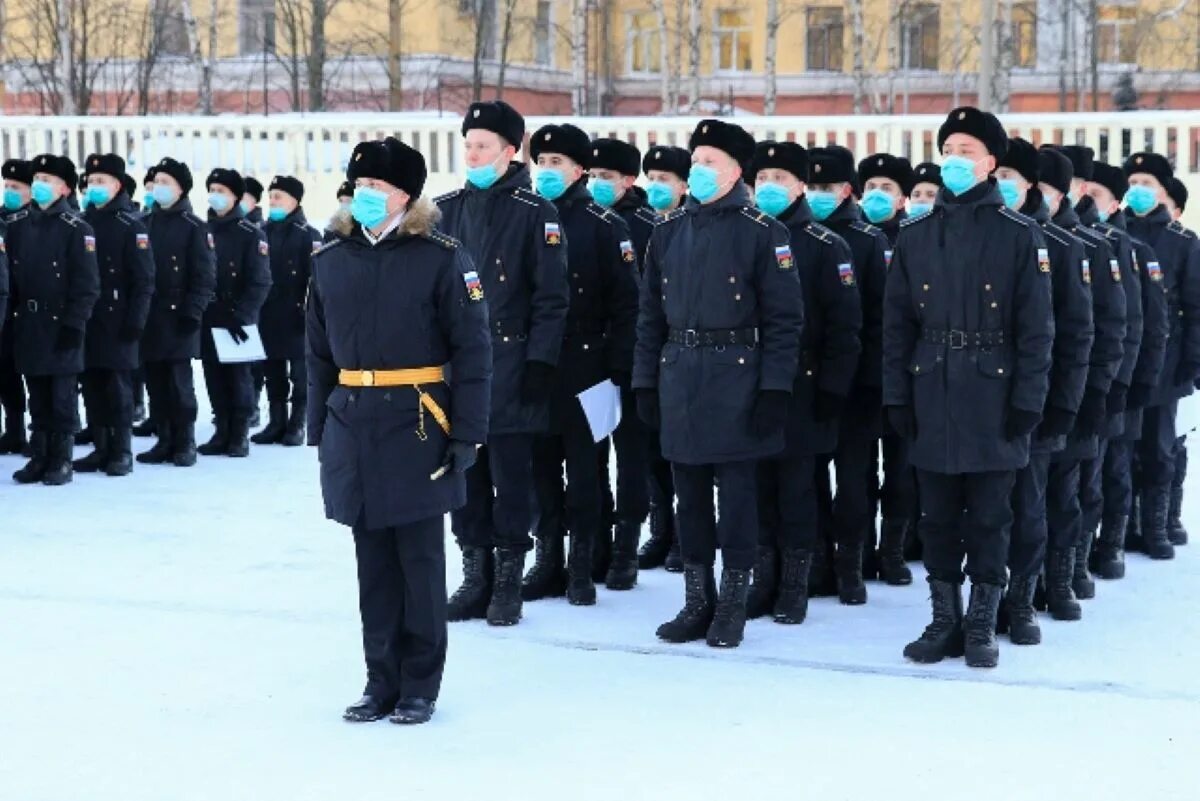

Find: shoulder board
[739,207,769,227]
[238,219,259,234]
[291,221,309,231]
[511,187,541,209]
[656,208,687,225]
[635,207,658,226]
[1039,222,1073,248]
[586,203,620,225]
[899,210,933,227]
[998,206,1036,228]
[424,231,460,250]
[58,212,82,227]
[116,210,140,226]
[434,189,463,204]
[312,238,344,258]
[803,223,832,244]
[850,220,880,235]
[182,213,202,227]
[1096,224,1120,241]
[1072,225,1104,246]
[1167,220,1196,239]
[5,209,29,223]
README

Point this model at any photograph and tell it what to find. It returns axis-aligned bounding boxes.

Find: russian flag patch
[259,241,269,256]
[775,244,794,270]
[1037,248,1050,273]
[838,262,855,286]
[620,239,635,263]
[1148,260,1163,282]
[463,270,484,302]
[1110,258,1121,282]
[1081,259,1091,284]
[136,233,149,250]
[84,235,96,252]
[544,222,561,246]
[884,249,893,268]
[207,233,215,250]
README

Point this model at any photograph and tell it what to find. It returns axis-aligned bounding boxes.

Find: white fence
[3,111,1200,226]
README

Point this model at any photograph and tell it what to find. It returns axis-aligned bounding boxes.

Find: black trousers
[202,359,254,420]
[1138,401,1179,490]
[1008,451,1051,580]
[598,388,650,527]
[1103,438,1135,521]
[452,433,534,552]
[917,469,1016,587]
[80,368,134,428]
[673,460,758,570]
[252,361,265,397]
[647,427,675,511]
[817,413,876,555]
[757,451,818,551]
[132,367,146,406]
[533,406,602,542]
[25,374,78,433]
[0,356,25,422]
[262,357,307,405]
[1046,458,1083,552]
[880,431,917,521]
[353,515,447,703]
[144,360,199,425]
[1079,438,1107,533]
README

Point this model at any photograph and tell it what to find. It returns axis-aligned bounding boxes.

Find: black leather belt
[491,319,527,340]
[667,327,759,348]
[922,328,1005,350]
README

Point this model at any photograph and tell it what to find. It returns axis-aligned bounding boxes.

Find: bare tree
[571,0,586,114]
[56,0,74,113]
[686,0,700,111]
[763,0,802,115]
[849,0,866,114]
[494,0,519,99]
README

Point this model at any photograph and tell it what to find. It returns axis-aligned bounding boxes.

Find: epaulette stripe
[635,208,658,224]
[739,208,768,227]
[899,211,932,227]
[426,232,460,250]
[586,204,618,224]
[434,189,462,203]
[998,207,1034,227]
[1039,225,1072,247]
[509,192,539,209]
[656,208,686,224]
[1167,223,1196,239]
[851,221,879,234]
[313,239,343,257]
[183,215,200,227]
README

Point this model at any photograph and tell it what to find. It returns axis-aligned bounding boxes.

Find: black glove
[813,390,844,422]
[750,390,791,438]
[1005,408,1042,441]
[520,360,556,404]
[1107,382,1130,416]
[227,325,250,344]
[177,316,201,335]
[1126,382,1154,411]
[1037,406,1076,439]
[609,370,632,391]
[636,389,660,430]
[1073,387,1108,436]
[886,405,916,440]
[119,322,143,343]
[433,440,479,479]
[1176,361,1200,387]
[53,325,84,352]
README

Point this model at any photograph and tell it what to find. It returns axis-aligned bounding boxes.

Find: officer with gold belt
[308,137,492,726]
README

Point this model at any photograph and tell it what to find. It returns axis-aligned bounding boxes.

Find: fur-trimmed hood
[331,195,441,240]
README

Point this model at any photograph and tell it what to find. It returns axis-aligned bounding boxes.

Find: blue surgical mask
[209,192,231,213]
[350,186,391,229]
[754,183,791,218]
[1096,209,1110,224]
[31,180,56,207]
[536,169,567,200]
[143,193,157,211]
[808,190,838,221]
[268,206,287,222]
[152,184,178,208]
[1125,184,1158,216]
[86,185,112,208]
[3,188,23,210]
[997,178,1022,209]
[588,178,618,207]
[239,201,252,215]
[861,189,896,223]
[687,165,721,202]
[466,161,500,190]
[646,180,676,211]
[940,155,980,195]
[80,194,92,211]
[908,202,932,217]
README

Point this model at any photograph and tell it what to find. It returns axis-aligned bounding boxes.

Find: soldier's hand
[1106,382,1130,416]
[520,360,556,404]
[636,390,660,430]
[813,390,844,422]
[885,405,916,440]
[432,440,479,480]
[1037,406,1076,438]
[750,390,791,437]
[1004,408,1042,441]
[119,323,144,343]
[53,325,84,352]
[176,316,201,335]
[1126,382,1154,411]
[226,325,250,344]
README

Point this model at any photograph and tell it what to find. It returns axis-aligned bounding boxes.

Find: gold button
[914,365,920,373]
[662,277,668,284]
[923,284,930,291]
[583,344,590,351]
[985,283,992,291]
[499,275,506,282]
[991,302,998,308]
[998,368,1005,374]
[919,302,925,308]
[729,276,736,284]
[577,288,583,294]
[735,293,742,300]
[738,357,745,364]
[503,336,510,342]
[806,369,813,376]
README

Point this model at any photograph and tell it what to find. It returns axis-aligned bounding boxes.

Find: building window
[238,0,276,56]
[1098,4,1137,65]
[1013,2,1036,68]
[898,4,939,71]
[627,10,661,74]
[806,7,844,72]
[714,9,752,72]
[535,1,553,66]
[159,0,191,57]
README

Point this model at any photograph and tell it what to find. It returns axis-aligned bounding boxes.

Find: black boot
[1046,547,1082,621]
[1141,485,1176,560]
[105,427,134,476]
[197,418,230,456]
[656,564,716,643]
[520,533,566,601]
[137,427,174,464]
[226,417,250,457]
[448,546,493,621]
[1090,514,1127,579]
[591,525,613,584]
[487,548,526,626]
[132,418,156,438]
[12,431,49,484]
[1004,574,1041,645]
[639,503,674,569]
[41,432,74,486]
[878,519,913,586]
[808,532,838,598]
[745,545,778,620]
[72,426,110,473]
[903,578,965,663]
[964,582,1003,668]
[1126,494,1144,553]
[343,694,396,723]
[706,568,751,648]
[862,518,880,581]
[1168,446,1188,545]
[74,427,93,446]
[172,424,198,467]
[280,401,306,447]
[1073,530,1096,600]
[773,548,812,624]
[903,521,923,562]
[605,520,640,591]
[250,402,287,445]
[664,536,684,572]
[567,532,597,606]
[835,540,867,606]
[0,415,27,454]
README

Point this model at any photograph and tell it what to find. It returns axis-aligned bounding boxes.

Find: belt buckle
[682,329,699,348]
[361,370,376,387]
[948,330,966,350]
[26,299,38,313]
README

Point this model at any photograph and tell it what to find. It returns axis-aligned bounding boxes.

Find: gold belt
[338,367,450,440]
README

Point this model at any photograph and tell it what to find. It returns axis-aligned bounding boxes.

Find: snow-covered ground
[2,385,1198,800]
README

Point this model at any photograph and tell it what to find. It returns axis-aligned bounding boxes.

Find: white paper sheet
[211,324,267,363]
[576,379,622,443]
